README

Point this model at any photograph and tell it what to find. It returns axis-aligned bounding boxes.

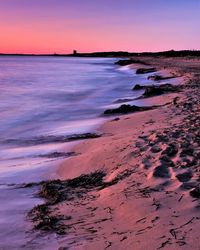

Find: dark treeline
[139,50,200,57]
[72,50,200,58]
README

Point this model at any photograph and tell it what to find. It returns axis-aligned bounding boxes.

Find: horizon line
[0,49,200,57]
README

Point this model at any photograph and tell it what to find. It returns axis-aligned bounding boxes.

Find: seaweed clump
[28,170,134,234]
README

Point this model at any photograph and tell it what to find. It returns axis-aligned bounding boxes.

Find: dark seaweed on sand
[27,169,134,234]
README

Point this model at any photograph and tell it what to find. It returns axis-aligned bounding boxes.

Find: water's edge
[0,57,169,249]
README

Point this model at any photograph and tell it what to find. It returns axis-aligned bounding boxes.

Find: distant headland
[0,50,200,57]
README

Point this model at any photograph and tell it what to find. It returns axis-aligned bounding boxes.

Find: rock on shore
[103,104,155,115]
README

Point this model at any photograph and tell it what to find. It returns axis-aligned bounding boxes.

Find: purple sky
[0,0,199,53]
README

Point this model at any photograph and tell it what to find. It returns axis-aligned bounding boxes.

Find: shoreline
[27,56,200,249]
[57,64,183,180]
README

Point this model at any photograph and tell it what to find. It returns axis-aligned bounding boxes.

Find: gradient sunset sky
[0,0,199,54]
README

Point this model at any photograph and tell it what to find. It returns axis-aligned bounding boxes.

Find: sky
[0,0,199,54]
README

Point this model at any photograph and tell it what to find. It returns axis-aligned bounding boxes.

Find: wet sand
[28,57,200,249]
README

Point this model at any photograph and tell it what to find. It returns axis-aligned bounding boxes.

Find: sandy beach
[28,56,200,250]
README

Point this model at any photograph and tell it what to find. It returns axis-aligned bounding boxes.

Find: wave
[2,133,101,147]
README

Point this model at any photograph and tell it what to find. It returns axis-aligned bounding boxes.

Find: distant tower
[73,50,77,55]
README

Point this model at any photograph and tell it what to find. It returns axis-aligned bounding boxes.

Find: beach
[0,56,160,249]
[25,56,200,249]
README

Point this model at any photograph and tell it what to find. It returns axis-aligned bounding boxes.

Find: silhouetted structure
[73,50,77,55]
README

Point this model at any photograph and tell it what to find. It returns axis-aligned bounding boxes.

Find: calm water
[0,56,153,183]
[0,56,153,249]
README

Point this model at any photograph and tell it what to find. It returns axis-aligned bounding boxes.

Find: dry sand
[31,57,200,249]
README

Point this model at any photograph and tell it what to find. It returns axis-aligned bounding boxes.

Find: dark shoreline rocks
[103,104,156,115]
[115,59,150,66]
[133,84,155,90]
[147,74,176,81]
[143,84,180,98]
[136,68,157,74]
[134,84,180,98]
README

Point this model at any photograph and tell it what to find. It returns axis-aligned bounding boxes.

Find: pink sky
[0,0,199,54]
